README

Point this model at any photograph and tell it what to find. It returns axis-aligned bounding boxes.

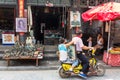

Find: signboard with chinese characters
[2,33,15,45]
[18,0,24,17]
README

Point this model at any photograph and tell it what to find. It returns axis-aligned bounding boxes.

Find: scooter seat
[61,61,73,64]
[64,61,73,64]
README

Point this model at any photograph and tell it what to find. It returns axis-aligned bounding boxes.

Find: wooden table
[3,56,40,66]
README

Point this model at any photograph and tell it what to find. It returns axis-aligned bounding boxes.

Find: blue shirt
[58,44,67,52]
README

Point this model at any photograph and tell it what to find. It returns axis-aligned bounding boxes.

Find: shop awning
[27,0,71,7]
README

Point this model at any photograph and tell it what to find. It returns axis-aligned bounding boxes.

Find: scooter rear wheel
[59,67,71,78]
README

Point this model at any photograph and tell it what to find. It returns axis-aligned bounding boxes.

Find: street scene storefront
[0,0,72,66]
[0,0,110,46]
[0,0,71,45]
[1,1,120,80]
[0,0,120,67]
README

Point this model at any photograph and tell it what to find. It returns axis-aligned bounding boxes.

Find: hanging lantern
[62,21,64,28]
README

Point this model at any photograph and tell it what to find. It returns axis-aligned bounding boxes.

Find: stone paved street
[0,69,120,80]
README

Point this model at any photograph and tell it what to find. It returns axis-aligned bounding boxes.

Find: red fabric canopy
[82,2,120,21]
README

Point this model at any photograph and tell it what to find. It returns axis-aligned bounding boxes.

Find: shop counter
[103,51,120,66]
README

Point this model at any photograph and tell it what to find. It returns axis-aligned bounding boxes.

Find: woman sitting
[94,33,104,55]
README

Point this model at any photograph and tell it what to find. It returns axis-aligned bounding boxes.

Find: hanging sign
[18,0,24,17]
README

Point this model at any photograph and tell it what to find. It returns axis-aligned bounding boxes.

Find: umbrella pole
[106,21,111,64]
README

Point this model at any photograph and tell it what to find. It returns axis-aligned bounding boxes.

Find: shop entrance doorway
[32,6,65,45]
[0,7,15,44]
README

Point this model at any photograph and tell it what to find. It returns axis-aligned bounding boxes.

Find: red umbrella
[82,2,120,64]
[82,2,120,21]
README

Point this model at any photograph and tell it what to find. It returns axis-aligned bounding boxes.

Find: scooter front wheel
[59,67,71,78]
[96,63,106,76]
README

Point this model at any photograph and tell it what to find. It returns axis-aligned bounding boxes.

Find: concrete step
[44,50,57,54]
[42,45,58,62]
[44,53,57,57]
[44,45,57,51]
[43,56,58,61]
[43,51,58,61]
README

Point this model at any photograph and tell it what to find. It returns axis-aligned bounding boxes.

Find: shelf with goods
[44,30,62,45]
[103,22,120,66]
[103,24,120,66]
[111,21,120,44]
